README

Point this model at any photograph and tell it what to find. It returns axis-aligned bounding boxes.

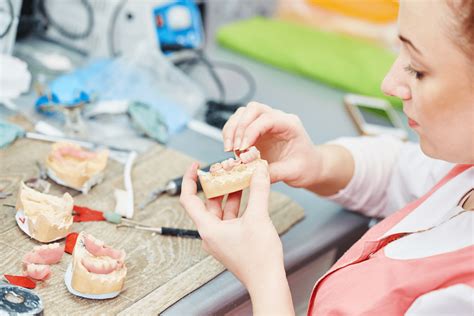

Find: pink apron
[308,164,474,315]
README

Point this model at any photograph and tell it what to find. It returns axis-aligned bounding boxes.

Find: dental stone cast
[15,182,74,243]
[67,232,127,298]
[198,146,268,199]
[46,142,109,194]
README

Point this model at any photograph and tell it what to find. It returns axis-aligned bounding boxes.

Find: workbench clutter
[0,138,304,314]
[0,54,31,101]
[0,119,25,148]
[2,140,130,301]
[41,42,204,140]
[46,142,108,194]
[15,183,73,243]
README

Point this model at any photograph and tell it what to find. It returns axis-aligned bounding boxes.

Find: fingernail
[234,137,241,150]
[224,139,232,151]
[240,137,249,150]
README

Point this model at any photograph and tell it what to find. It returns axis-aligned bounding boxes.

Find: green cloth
[217,17,401,108]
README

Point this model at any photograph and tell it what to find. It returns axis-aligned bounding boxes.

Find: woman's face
[381,0,473,163]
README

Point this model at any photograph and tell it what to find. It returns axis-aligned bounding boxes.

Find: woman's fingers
[222,107,245,151]
[222,102,271,151]
[180,163,217,228]
[206,196,224,219]
[223,191,243,220]
[239,113,277,150]
[232,102,270,150]
[245,163,271,219]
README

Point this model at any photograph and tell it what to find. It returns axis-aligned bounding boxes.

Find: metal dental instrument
[36,161,48,180]
[0,283,44,315]
[116,223,200,239]
[0,192,12,199]
[25,132,131,163]
[139,164,213,210]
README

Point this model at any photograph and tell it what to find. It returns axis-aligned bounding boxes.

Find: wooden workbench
[0,139,304,315]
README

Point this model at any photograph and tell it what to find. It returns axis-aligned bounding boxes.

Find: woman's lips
[408,117,419,128]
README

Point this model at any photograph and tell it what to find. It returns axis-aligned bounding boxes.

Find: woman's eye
[404,64,424,80]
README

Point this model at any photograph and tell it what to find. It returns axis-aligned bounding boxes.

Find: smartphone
[344,94,407,140]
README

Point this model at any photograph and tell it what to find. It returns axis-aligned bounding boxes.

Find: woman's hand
[180,162,294,315]
[222,102,319,188]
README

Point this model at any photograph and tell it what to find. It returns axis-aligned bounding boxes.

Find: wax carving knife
[139,164,212,210]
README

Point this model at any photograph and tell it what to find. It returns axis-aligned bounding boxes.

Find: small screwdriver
[139,164,213,210]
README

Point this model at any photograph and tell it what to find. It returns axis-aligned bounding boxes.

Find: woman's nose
[381,58,411,101]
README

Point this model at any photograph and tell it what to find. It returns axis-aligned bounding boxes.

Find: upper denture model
[15,182,73,243]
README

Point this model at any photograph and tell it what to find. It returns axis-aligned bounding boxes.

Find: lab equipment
[344,94,407,139]
[128,102,168,144]
[72,205,200,238]
[48,43,205,134]
[114,150,137,219]
[24,161,50,193]
[139,164,211,210]
[0,283,43,315]
[0,191,11,199]
[25,132,131,163]
[0,54,31,108]
[39,0,204,57]
[0,119,24,148]
[73,204,138,224]
[117,223,200,239]
[153,0,204,52]
[34,79,91,137]
[0,0,22,55]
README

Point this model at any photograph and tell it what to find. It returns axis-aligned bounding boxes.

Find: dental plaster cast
[65,232,127,299]
[198,146,268,199]
[15,183,73,243]
[22,243,65,281]
[46,142,109,194]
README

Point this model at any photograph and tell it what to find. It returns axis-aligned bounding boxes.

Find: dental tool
[139,163,214,210]
[116,223,200,239]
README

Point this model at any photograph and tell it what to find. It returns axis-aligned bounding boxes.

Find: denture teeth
[88,234,104,247]
[104,261,111,270]
[241,152,249,163]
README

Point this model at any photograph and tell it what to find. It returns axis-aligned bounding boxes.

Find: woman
[180,0,473,314]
